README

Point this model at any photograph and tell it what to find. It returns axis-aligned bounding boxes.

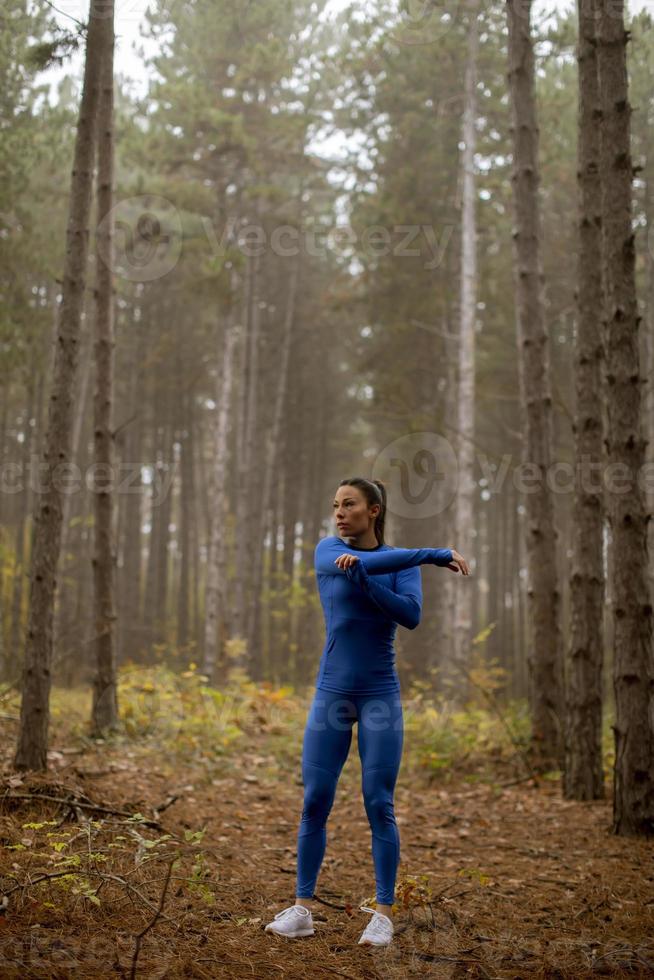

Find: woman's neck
[338,529,381,550]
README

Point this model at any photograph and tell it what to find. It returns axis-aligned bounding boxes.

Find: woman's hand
[447,548,470,575]
[334,553,360,570]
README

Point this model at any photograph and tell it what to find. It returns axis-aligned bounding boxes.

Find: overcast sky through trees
[41,0,654,101]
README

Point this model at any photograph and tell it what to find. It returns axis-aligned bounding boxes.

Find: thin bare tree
[14,0,115,771]
[596,0,654,835]
[506,0,564,767]
[91,0,118,733]
[452,0,480,686]
[564,0,606,801]
[249,193,303,672]
[203,303,239,681]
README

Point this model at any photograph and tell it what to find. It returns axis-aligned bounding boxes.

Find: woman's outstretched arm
[314,535,452,577]
[345,562,422,629]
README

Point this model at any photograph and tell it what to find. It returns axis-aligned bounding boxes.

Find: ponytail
[371,479,386,546]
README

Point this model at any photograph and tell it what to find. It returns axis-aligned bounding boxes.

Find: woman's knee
[300,765,338,824]
[362,786,396,828]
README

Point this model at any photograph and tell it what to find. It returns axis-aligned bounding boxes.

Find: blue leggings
[295,688,404,906]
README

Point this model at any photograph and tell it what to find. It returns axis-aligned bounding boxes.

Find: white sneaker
[264,904,315,938]
[358,905,394,946]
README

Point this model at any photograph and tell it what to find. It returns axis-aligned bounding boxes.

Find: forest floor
[0,667,652,979]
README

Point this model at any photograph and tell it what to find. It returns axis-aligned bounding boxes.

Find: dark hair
[337,477,387,545]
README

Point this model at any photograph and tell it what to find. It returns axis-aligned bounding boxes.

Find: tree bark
[91,6,118,733]
[596,0,654,835]
[642,129,654,607]
[55,290,93,671]
[14,0,113,771]
[142,355,176,657]
[117,286,145,665]
[177,380,191,653]
[506,0,565,768]
[452,0,480,689]
[203,309,239,681]
[232,246,255,649]
[249,242,301,676]
[9,379,36,675]
[564,0,605,801]
[242,244,264,672]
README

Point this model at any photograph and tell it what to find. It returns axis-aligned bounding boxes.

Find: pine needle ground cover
[0,665,652,979]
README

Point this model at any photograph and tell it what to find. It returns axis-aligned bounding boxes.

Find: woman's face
[333,485,379,536]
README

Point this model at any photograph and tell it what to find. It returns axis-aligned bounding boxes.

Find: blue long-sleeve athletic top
[313,535,453,695]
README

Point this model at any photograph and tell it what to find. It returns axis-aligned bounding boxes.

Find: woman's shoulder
[314,535,338,554]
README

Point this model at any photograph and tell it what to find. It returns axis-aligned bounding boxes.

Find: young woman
[265,477,469,946]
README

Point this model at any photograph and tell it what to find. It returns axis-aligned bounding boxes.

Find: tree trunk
[91,9,118,733]
[203,310,239,680]
[596,0,654,836]
[242,246,264,672]
[506,0,565,768]
[117,288,145,665]
[189,403,203,662]
[439,298,460,683]
[155,415,173,647]
[249,244,301,676]
[14,0,112,771]
[564,0,605,801]
[9,379,36,675]
[295,334,329,685]
[517,494,529,699]
[177,382,191,654]
[142,366,174,656]
[452,0,479,690]
[232,248,255,647]
[0,382,9,679]
[643,131,654,608]
[55,291,93,669]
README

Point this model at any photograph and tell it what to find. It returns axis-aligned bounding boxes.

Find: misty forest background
[2,0,654,814]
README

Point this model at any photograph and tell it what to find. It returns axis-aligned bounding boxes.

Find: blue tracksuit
[295,535,452,905]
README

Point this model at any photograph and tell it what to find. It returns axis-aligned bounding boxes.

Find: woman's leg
[295,690,356,902]
[356,692,404,914]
